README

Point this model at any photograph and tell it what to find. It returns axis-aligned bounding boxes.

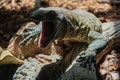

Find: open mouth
[38,20,58,47]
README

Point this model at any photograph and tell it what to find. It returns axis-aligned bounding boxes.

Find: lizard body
[20,7,108,70]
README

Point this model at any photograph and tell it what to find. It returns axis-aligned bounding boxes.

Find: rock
[0,41,23,65]
[13,57,49,80]
[58,63,97,80]
[0,50,24,65]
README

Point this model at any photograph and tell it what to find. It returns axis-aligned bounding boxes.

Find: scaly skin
[16,22,42,46]
[17,7,108,70]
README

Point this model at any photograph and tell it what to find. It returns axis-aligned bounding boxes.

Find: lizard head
[31,7,67,47]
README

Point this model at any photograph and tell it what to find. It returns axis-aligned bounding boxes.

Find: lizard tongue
[38,30,43,47]
[38,21,57,47]
[38,22,51,47]
[38,22,46,47]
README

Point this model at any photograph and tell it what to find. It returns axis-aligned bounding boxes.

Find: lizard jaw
[38,21,57,47]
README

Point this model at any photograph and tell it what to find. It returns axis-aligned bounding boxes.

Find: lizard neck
[62,12,90,43]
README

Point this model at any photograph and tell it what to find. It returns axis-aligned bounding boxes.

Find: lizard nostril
[56,59,61,62]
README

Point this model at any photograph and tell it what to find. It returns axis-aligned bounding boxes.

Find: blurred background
[0,0,120,48]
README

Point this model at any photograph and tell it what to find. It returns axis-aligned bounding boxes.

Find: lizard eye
[47,11,56,15]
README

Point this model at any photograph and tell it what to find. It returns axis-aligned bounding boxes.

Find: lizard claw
[15,24,41,46]
[76,51,96,69]
[22,27,36,31]
[66,51,96,72]
[15,32,30,37]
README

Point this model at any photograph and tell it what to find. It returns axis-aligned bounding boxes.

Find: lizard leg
[77,30,108,68]
[66,30,109,71]
[15,22,42,46]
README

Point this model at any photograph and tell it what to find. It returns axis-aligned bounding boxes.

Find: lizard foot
[15,24,41,46]
[76,51,96,70]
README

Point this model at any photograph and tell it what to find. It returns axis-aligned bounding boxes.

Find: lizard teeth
[54,40,58,44]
